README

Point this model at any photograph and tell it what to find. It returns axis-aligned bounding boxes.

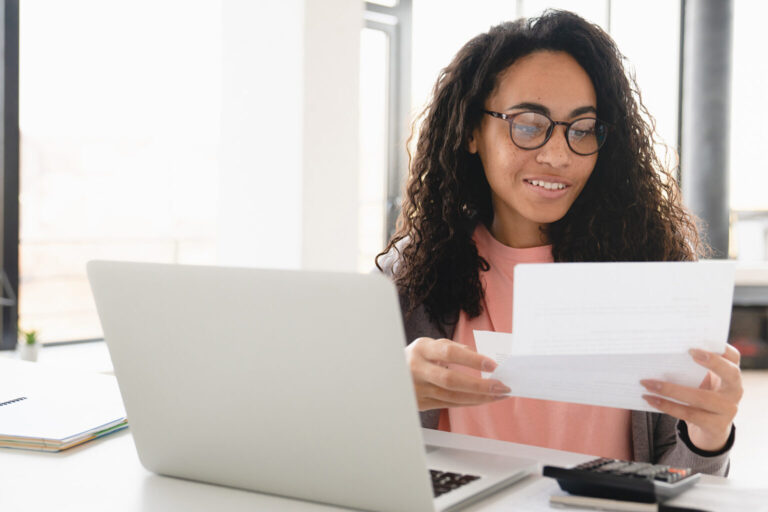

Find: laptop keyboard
[430,469,481,497]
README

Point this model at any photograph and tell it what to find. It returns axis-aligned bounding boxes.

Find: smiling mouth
[524,179,569,191]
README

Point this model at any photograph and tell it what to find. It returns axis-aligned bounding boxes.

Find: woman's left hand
[640,345,743,452]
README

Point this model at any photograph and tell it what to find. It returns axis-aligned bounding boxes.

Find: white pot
[19,342,39,362]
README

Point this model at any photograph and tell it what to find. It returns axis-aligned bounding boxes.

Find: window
[358,27,390,271]
[19,1,222,342]
[358,1,411,270]
[729,1,768,260]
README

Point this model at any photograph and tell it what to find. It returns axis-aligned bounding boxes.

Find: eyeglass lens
[510,112,606,155]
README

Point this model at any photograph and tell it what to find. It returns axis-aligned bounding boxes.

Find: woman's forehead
[489,51,597,116]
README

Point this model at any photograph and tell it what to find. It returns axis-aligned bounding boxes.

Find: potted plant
[18,328,40,362]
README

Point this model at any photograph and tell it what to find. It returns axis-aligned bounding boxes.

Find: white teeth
[529,180,566,190]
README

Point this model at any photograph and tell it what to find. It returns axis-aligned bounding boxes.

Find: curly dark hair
[376,10,705,328]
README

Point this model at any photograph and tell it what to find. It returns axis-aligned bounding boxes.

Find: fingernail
[492,383,511,394]
[643,395,660,407]
[640,379,661,392]
[690,348,709,363]
[481,359,497,372]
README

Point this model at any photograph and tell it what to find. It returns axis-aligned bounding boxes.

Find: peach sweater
[438,224,633,459]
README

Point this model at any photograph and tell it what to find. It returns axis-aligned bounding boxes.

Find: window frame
[0,0,19,351]
[364,0,411,242]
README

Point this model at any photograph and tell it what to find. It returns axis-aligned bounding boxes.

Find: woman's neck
[489,215,549,249]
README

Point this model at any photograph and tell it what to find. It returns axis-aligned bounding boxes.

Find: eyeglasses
[482,110,609,156]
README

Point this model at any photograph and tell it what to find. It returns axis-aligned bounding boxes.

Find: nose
[535,125,571,168]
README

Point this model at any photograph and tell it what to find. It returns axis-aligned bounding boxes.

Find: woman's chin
[522,209,571,225]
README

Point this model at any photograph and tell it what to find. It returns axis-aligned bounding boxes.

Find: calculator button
[615,463,646,474]
[596,461,628,472]
[576,458,611,470]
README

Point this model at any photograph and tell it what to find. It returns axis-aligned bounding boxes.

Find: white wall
[219,0,305,269]
[610,1,680,154]
[302,0,362,271]
[219,0,361,271]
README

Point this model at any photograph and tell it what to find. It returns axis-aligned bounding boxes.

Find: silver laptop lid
[88,261,435,512]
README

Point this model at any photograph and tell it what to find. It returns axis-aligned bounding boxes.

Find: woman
[377,10,741,475]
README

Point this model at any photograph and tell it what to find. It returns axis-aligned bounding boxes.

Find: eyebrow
[506,102,597,118]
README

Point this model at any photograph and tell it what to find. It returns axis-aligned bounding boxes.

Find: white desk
[3,426,764,512]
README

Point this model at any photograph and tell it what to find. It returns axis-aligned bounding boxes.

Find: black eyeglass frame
[482,109,609,156]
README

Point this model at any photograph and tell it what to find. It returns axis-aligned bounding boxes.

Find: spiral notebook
[0,359,127,452]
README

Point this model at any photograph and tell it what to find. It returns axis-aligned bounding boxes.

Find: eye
[513,122,544,137]
[570,128,595,140]
[511,112,549,140]
[569,119,597,141]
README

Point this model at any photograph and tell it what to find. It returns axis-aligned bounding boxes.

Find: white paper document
[0,359,127,450]
[475,261,736,412]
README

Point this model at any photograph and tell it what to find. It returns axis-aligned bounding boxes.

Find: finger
[642,395,725,432]
[723,344,741,366]
[689,349,742,392]
[419,394,507,411]
[426,365,510,395]
[425,384,509,406]
[640,379,736,417]
[697,371,721,392]
[705,371,722,391]
[420,338,497,372]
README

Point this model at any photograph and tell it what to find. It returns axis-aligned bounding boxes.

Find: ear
[467,132,478,154]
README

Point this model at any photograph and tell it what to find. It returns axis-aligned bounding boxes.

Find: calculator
[543,458,701,503]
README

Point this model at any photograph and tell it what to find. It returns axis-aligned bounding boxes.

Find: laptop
[87,261,537,512]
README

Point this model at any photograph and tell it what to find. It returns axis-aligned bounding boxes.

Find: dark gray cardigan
[378,252,732,476]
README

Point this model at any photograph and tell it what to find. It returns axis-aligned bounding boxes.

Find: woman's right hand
[406,337,511,411]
